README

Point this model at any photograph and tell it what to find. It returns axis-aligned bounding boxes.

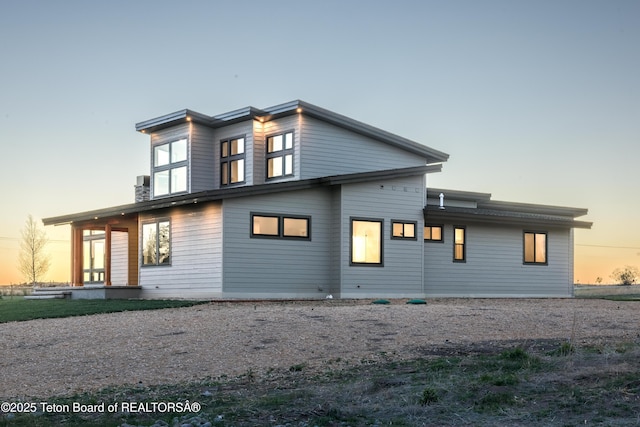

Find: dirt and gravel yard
[1,297,638,399]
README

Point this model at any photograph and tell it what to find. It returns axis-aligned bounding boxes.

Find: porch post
[72,226,84,287]
[105,224,112,286]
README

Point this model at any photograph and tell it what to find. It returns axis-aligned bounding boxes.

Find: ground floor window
[524,231,547,264]
[424,224,443,242]
[453,226,466,262]
[142,220,171,266]
[251,213,310,240]
[351,218,383,266]
[83,230,105,282]
[391,220,417,240]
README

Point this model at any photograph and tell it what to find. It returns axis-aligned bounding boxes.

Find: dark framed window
[424,225,443,242]
[524,231,547,265]
[221,136,245,185]
[142,219,171,266]
[153,139,187,197]
[391,220,417,240]
[266,131,294,179]
[453,226,466,262]
[351,217,383,266]
[251,213,310,240]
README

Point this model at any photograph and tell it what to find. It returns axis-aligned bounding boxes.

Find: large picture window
[453,226,466,262]
[351,218,383,266]
[142,220,171,266]
[251,213,310,240]
[221,136,245,185]
[266,131,294,179]
[153,139,188,197]
[524,231,547,264]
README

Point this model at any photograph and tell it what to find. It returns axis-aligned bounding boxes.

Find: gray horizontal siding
[139,203,222,298]
[221,187,333,298]
[111,231,128,285]
[424,224,572,297]
[190,124,216,193]
[339,175,426,298]
[300,116,428,179]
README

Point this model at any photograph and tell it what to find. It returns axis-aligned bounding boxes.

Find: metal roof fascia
[324,164,440,186]
[259,100,450,163]
[423,206,593,228]
[478,200,589,218]
[135,109,212,133]
[42,179,325,226]
[423,208,593,229]
[427,188,492,202]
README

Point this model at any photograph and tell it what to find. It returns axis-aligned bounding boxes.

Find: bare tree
[610,265,640,286]
[18,215,51,286]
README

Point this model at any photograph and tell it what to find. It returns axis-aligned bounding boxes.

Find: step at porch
[24,289,72,300]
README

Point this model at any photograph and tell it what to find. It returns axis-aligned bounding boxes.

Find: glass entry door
[83,231,105,284]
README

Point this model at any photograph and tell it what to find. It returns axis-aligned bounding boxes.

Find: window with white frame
[266,131,294,179]
[221,136,245,185]
[153,139,187,197]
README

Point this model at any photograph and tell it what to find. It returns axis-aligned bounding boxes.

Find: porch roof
[43,165,438,226]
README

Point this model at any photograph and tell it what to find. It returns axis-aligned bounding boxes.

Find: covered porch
[68,214,140,288]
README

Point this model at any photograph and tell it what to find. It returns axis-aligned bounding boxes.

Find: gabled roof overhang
[43,165,436,226]
[135,100,449,164]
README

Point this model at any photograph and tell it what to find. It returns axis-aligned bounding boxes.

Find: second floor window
[153,138,187,197]
[221,137,245,185]
[424,225,443,242]
[267,131,294,179]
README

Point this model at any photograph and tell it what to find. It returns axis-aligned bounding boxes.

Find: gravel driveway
[1,298,637,399]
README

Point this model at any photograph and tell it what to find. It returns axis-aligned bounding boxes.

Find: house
[42,100,592,299]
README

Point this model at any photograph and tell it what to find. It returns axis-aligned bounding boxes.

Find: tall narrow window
[524,231,547,264]
[266,131,294,179]
[221,136,245,185]
[153,139,188,197]
[351,218,383,265]
[142,220,171,266]
[453,226,466,262]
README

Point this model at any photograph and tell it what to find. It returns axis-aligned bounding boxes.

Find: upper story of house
[135,100,450,200]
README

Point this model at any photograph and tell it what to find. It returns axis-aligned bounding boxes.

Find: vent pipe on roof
[439,193,445,210]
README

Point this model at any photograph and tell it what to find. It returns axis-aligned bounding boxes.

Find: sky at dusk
[0,0,638,285]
